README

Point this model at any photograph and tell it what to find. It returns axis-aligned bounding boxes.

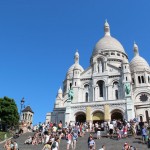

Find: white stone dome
[67,64,84,73]
[58,87,62,94]
[122,58,129,64]
[93,36,125,55]
[92,21,125,56]
[130,55,149,72]
[67,51,84,75]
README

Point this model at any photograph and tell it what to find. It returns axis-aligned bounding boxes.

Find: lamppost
[20,97,25,121]
[0,118,1,130]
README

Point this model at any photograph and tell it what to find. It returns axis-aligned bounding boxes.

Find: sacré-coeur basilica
[46,21,150,125]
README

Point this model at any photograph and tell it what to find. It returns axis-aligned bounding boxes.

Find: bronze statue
[68,88,74,101]
[125,83,130,95]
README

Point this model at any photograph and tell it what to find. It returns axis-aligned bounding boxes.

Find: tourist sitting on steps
[24,136,32,144]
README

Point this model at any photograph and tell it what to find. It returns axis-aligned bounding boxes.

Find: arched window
[85,92,88,102]
[113,81,119,100]
[138,76,141,84]
[97,80,104,97]
[126,77,128,81]
[145,110,149,124]
[25,114,27,120]
[75,82,76,86]
[70,83,72,89]
[141,76,145,83]
[148,76,150,83]
[115,90,118,99]
[132,78,135,84]
[84,84,89,90]
[84,84,89,102]
[97,58,104,73]
[140,116,143,122]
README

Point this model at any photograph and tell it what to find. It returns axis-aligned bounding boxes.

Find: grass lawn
[0,131,12,141]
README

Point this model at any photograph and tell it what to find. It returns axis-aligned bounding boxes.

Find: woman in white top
[51,137,59,150]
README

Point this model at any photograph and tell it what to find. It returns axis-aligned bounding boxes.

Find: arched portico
[92,111,104,123]
[111,109,124,121]
[75,112,86,123]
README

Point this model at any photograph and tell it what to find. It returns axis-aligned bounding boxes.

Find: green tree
[0,96,19,130]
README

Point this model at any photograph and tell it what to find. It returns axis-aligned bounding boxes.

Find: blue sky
[0,0,150,124]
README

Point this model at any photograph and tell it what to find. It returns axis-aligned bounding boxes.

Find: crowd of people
[2,119,150,150]
[3,140,19,150]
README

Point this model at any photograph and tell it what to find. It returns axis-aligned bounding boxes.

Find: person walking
[88,136,96,150]
[141,126,147,144]
[109,122,114,138]
[72,131,78,149]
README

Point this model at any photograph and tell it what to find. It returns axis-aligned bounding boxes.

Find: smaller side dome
[67,50,84,75]
[74,63,81,70]
[58,87,62,94]
[68,64,84,73]
[130,56,149,72]
[130,43,149,72]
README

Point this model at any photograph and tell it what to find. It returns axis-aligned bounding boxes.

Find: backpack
[51,141,56,149]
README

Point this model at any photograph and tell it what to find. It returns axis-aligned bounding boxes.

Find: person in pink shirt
[66,131,73,150]
[123,125,128,138]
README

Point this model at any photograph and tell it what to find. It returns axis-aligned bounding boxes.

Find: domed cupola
[67,50,84,78]
[58,87,62,94]
[130,43,150,72]
[92,20,126,56]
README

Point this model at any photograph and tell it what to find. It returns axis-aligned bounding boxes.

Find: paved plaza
[0,132,149,150]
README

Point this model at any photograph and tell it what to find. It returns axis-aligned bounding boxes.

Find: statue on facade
[68,88,74,101]
[125,83,130,95]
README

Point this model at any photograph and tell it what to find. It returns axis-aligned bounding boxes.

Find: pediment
[81,66,92,77]
[107,63,121,73]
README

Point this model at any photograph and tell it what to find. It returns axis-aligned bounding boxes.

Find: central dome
[92,21,125,56]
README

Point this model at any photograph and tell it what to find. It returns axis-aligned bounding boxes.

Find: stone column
[86,107,92,123]
[94,62,97,73]
[134,72,138,86]
[107,85,112,100]
[65,101,71,124]
[104,104,110,121]
[105,85,108,100]
[105,61,108,71]
[92,86,94,101]
[95,86,99,101]
[144,71,148,84]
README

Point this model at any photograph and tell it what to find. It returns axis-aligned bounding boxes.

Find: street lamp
[0,118,2,130]
[20,97,25,121]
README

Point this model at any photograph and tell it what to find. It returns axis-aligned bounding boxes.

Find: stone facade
[21,106,34,124]
[46,21,150,125]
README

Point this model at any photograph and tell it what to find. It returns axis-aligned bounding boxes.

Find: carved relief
[110,103,125,113]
